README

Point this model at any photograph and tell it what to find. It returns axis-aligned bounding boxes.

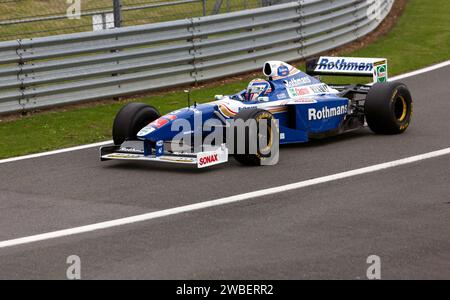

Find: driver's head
[244,79,272,101]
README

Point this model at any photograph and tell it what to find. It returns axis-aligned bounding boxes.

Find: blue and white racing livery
[101,57,413,168]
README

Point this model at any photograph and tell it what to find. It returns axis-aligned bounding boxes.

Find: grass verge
[0,0,449,159]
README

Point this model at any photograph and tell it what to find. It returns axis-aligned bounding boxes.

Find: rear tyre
[232,109,279,166]
[365,82,412,134]
[112,102,160,145]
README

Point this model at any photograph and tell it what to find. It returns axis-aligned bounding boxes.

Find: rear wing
[306,56,388,83]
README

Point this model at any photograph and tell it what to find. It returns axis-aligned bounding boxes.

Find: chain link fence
[0,0,283,41]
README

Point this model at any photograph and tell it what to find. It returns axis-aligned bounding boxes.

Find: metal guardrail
[0,0,393,113]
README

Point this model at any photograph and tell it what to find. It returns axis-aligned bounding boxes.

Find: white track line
[388,60,450,81]
[0,140,112,165]
[0,60,449,165]
[1,147,449,249]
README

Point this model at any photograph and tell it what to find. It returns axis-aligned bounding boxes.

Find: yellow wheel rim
[255,114,274,157]
[258,117,273,153]
[397,95,408,122]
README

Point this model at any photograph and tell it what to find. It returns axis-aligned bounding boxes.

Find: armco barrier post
[113,0,122,28]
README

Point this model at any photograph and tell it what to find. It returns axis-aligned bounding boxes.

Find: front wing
[100,141,228,168]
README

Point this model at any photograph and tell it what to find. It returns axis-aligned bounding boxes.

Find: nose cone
[137,125,156,137]
[136,103,217,142]
[137,113,179,141]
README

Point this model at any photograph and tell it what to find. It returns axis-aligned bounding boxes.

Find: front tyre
[112,102,160,145]
[365,82,413,134]
[232,109,279,166]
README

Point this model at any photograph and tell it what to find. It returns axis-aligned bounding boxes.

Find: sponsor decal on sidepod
[308,105,348,120]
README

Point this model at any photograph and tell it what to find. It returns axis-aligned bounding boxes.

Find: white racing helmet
[244,79,272,101]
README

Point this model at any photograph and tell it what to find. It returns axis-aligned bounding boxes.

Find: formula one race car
[100,56,412,168]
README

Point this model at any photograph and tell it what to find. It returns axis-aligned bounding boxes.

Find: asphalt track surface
[0,65,449,279]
